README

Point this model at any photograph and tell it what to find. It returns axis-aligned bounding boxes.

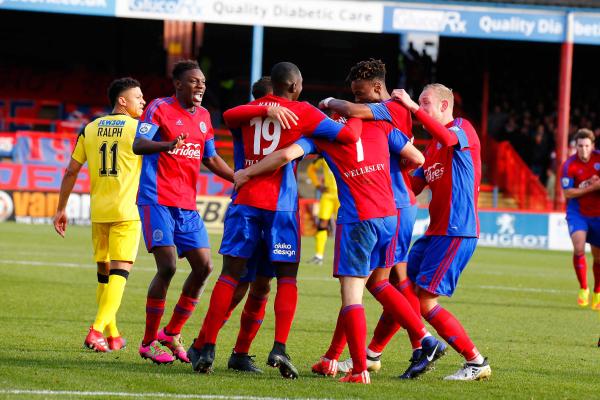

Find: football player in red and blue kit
[314,59,427,378]
[132,60,234,365]
[195,77,277,374]
[188,62,361,378]
[393,84,491,381]
[560,128,600,309]
[234,113,445,384]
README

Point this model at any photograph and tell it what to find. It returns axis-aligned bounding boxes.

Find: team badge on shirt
[139,123,152,134]
[199,121,207,133]
[594,163,600,171]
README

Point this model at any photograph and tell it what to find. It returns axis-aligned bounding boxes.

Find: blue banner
[413,209,554,250]
[573,14,600,45]
[383,5,565,43]
[0,0,116,17]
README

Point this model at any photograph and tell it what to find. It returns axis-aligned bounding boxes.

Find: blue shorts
[139,204,210,257]
[393,205,418,264]
[240,240,276,283]
[407,235,477,297]
[219,204,300,263]
[333,216,397,278]
[566,212,600,247]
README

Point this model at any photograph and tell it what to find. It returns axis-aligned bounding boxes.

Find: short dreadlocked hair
[346,59,386,84]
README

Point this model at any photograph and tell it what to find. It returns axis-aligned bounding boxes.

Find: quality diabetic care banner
[2,0,600,45]
[116,0,383,32]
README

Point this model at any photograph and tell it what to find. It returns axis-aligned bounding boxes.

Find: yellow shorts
[318,193,340,221]
[92,220,141,263]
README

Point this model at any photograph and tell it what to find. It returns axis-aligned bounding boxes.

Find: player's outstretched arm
[391,89,458,147]
[400,142,425,167]
[53,158,83,237]
[132,133,187,155]
[223,105,298,130]
[564,177,600,199]
[203,155,234,183]
[234,144,306,190]
[312,116,362,144]
[320,98,374,120]
[388,127,424,167]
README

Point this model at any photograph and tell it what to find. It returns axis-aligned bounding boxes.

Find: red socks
[367,279,426,344]
[425,304,478,360]
[342,304,367,374]
[274,277,297,345]
[324,308,347,360]
[194,275,238,349]
[164,294,198,335]
[368,279,422,352]
[368,312,401,353]
[397,279,420,316]
[234,294,268,354]
[573,254,588,289]
[594,261,600,293]
[143,297,165,345]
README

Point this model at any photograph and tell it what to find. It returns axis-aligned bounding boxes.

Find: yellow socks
[93,270,129,333]
[315,229,328,258]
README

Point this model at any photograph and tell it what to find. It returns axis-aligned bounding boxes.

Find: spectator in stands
[488,105,508,141]
[530,124,551,185]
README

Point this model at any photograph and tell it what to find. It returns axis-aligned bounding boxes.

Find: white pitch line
[0,259,164,273]
[464,284,569,294]
[0,259,571,295]
[0,389,340,400]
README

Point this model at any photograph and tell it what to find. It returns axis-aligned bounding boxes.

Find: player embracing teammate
[187,62,361,378]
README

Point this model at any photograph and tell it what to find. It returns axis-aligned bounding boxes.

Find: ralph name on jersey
[97,119,126,137]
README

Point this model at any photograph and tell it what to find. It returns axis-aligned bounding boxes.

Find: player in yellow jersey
[306,157,340,265]
[53,77,145,352]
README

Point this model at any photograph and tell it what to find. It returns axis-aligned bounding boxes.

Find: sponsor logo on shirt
[424,162,444,183]
[342,163,386,178]
[139,123,152,134]
[273,242,296,257]
[169,142,202,159]
[99,120,125,127]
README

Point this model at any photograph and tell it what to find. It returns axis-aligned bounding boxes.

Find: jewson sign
[383,4,565,43]
[413,209,571,251]
[0,0,116,16]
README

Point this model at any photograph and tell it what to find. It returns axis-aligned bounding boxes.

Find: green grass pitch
[0,222,599,399]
